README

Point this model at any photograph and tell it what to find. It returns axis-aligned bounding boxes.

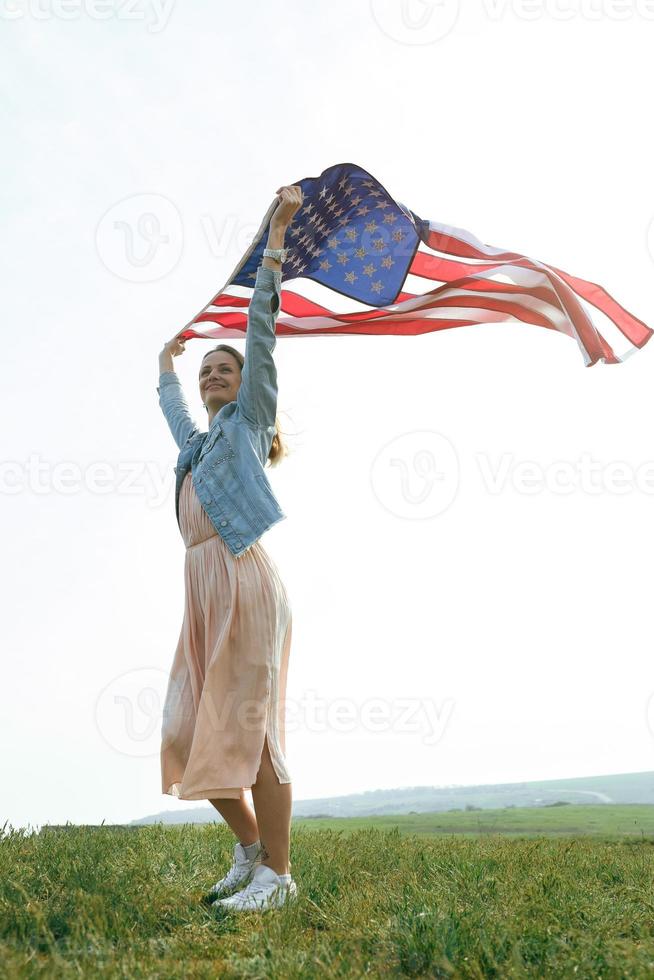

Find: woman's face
[199,351,241,411]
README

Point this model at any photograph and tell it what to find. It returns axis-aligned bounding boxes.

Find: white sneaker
[213,863,298,911]
[202,841,263,902]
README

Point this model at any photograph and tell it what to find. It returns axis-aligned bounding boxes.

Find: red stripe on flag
[547,264,652,349]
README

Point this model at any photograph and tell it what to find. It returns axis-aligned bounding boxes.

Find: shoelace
[213,859,254,892]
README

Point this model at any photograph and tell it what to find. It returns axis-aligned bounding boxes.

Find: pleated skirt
[160,471,292,800]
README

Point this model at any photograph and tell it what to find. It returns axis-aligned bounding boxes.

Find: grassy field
[293,803,654,839]
[2,806,654,978]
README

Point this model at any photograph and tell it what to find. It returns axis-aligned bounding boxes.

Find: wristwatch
[263,246,290,264]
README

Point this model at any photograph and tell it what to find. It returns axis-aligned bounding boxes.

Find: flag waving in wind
[180,162,652,367]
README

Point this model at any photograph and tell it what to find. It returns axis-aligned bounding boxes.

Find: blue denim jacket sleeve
[236,264,282,428]
[157,370,200,450]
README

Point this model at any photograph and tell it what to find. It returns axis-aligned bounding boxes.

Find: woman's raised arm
[157,331,200,450]
[236,186,303,428]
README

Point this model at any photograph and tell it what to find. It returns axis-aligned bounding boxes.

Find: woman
[157,185,303,912]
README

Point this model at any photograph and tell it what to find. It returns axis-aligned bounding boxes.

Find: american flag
[180,162,652,367]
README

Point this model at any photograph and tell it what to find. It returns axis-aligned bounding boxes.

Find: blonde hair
[201,345,288,468]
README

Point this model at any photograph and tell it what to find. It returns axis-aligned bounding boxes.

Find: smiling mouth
[207,384,226,390]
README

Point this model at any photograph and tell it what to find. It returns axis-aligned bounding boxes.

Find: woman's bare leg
[250,734,292,876]
[208,796,260,848]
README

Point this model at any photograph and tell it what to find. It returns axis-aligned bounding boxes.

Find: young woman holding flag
[157,185,303,912]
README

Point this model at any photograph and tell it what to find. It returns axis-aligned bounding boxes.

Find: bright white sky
[2,1,654,830]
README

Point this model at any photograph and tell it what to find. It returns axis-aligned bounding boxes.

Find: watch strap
[263,246,289,263]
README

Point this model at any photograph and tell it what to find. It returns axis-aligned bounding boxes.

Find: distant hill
[129,770,654,825]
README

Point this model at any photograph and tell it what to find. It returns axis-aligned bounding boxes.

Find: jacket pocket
[199,425,236,464]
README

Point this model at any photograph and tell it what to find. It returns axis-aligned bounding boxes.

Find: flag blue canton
[234,164,419,306]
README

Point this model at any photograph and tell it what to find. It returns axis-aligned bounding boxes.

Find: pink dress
[160,471,293,800]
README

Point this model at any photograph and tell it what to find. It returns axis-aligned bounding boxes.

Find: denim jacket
[157,265,286,557]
